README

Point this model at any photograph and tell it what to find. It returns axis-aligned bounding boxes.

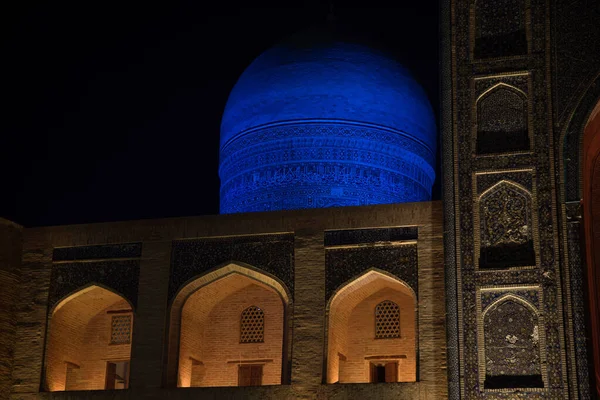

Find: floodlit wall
[178,275,283,387]
[11,201,445,399]
[45,286,132,391]
[327,272,416,383]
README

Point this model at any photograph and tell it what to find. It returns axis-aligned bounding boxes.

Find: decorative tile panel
[170,233,294,303]
[325,243,417,302]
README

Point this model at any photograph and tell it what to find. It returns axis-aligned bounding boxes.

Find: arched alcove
[325,270,417,384]
[478,180,535,269]
[44,284,134,391]
[473,0,527,59]
[482,295,543,389]
[582,100,600,396]
[476,84,529,154]
[167,263,290,388]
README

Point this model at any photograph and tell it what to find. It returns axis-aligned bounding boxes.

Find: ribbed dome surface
[219,29,437,214]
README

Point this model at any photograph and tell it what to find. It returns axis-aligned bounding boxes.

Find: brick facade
[44,286,132,391]
[4,201,445,399]
[178,276,284,387]
[327,272,416,384]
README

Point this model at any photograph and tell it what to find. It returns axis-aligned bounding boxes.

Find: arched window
[375,300,400,339]
[240,306,265,343]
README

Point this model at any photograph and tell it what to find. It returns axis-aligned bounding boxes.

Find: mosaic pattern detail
[473,0,527,59]
[566,208,592,399]
[324,226,417,247]
[220,39,437,213]
[325,243,417,302]
[110,315,132,345]
[477,85,528,154]
[552,0,600,125]
[53,243,142,262]
[220,123,436,213]
[48,260,140,310]
[449,0,570,396]
[170,234,294,303]
[483,298,543,388]
[240,306,264,343]
[480,289,539,311]
[375,300,400,339]
[479,181,535,268]
[562,76,600,202]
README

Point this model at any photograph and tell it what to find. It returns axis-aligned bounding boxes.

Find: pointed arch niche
[478,180,536,269]
[476,84,529,155]
[481,295,544,389]
[582,99,600,396]
[325,270,417,384]
[166,263,291,388]
[44,284,134,391]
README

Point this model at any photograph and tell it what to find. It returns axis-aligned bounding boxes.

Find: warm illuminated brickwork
[7,202,445,399]
[44,286,132,391]
[177,274,284,387]
[327,271,416,384]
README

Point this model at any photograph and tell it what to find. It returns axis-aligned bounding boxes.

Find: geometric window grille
[375,300,400,339]
[240,306,264,343]
[110,315,132,345]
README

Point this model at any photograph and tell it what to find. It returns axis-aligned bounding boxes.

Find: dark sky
[2,1,439,227]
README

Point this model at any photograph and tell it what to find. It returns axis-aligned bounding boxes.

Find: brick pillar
[129,240,171,392]
[0,219,22,400]
[291,229,325,398]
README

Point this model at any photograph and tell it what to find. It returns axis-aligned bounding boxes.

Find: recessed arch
[51,281,135,316]
[165,261,291,388]
[481,294,544,388]
[43,284,134,391]
[325,269,417,384]
[478,180,535,269]
[481,293,537,318]
[476,84,529,154]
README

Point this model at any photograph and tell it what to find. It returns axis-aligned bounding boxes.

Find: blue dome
[219,31,437,214]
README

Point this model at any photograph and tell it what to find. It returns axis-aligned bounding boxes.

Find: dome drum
[219,38,437,213]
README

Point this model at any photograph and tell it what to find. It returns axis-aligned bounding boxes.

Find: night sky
[2,1,439,227]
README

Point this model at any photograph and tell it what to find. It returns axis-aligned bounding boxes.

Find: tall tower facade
[442,0,600,398]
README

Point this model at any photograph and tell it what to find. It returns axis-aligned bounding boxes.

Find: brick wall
[11,201,445,400]
[0,219,22,400]
[327,274,416,383]
[178,275,283,387]
[44,286,132,391]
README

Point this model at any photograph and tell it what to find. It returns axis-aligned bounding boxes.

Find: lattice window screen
[240,306,265,343]
[110,315,132,344]
[375,300,400,339]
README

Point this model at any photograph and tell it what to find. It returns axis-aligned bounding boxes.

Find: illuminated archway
[325,269,417,384]
[167,262,290,388]
[44,284,134,391]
